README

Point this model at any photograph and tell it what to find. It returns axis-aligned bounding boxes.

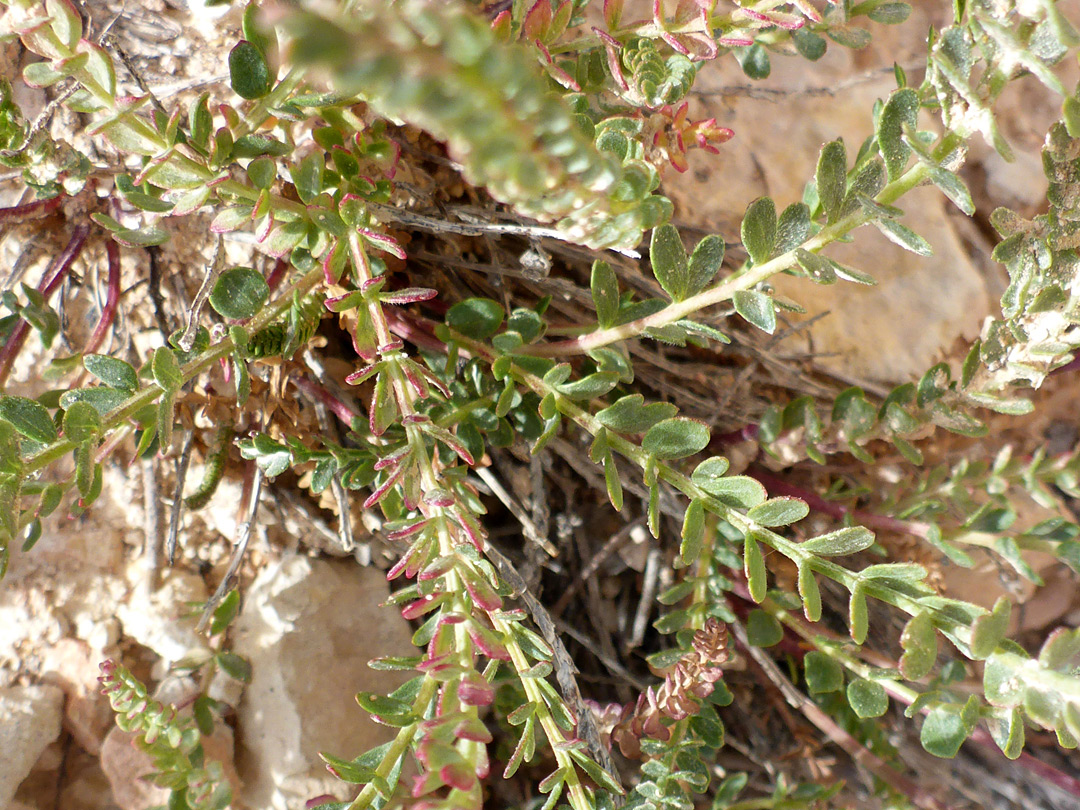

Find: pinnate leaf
[805,651,843,693]
[847,678,889,718]
[690,456,729,489]
[798,563,822,621]
[816,139,847,223]
[701,475,767,509]
[775,202,811,254]
[747,497,809,527]
[229,40,272,99]
[874,218,933,256]
[590,260,620,327]
[928,166,975,215]
[970,596,1010,660]
[877,88,919,180]
[744,534,767,602]
[152,347,183,392]
[747,609,783,647]
[62,402,101,444]
[920,705,969,758]
[447,298,504,340]
[596,394,677,434]
[650,224,691,301]
[849,584,869,644]
[686,235,724,297]
[900,611,937,679]
[83,355,137,393]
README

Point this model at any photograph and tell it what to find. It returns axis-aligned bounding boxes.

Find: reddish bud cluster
[608,618,730,758]
[652,102,734,173]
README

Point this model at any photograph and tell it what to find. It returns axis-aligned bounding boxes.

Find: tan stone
[100,710,240,810]
[100,727,170,810]
[663,8,995,386]
[0,685,65,809]
[234,556,417,810]
[40,639,115,755]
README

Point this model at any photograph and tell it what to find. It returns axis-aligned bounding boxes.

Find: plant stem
[83,240,122,355]
[0,222,89,390]
[523,133,961,358]
[750,467,933,540]
[0,194,63,223]
[345,678,438,810]
[24,265,324,475]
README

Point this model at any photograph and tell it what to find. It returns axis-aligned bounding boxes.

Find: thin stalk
[730,616,949,810]
[752,467,1063,557]
[349,233,597,810]
[750,467,933,540]
[0,223,90,389]
[345,679,438,809]
[523,134,961,358]
[83,239,122,355]
[24,266,324,475]
[231,68,305,140]
[0,194,63,223]
[352,237,488,806]
[474,351,969,644]
[691,516,718,613]
[769,601,1080,800]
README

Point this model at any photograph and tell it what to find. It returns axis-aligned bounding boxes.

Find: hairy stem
[523,133,961,357]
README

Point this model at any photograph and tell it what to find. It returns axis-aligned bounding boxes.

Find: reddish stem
[383,307,448,353]
[265,258,288,293]
[0,223,90,389]
[0,195,62,224]
[970,727,1080,796]
[83,240,121,356]
[714,423,759,445]
[292,375,359,426]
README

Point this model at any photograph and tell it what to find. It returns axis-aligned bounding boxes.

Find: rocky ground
[2,1,1080,809]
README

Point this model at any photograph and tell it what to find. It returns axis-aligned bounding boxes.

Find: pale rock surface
[664,6,994,385]
[0,466,132,689]
[100,676,242,810]
[115,570,211,668]
[100,723,241,810]
[234,556,416,810]
[40,638,116,755]
[0,685,65,809]
[100,727,170,810]
[15,746,115,810]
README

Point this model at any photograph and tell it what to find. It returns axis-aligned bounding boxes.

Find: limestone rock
[115,570,211,668]
[100,727,170,810]
[234,556,416,810]
[663,8,993,386]
[40,639,115,755]
[100,677,241,810]
[0,685,65,809]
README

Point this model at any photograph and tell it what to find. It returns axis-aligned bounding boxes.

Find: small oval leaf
[0,396,57,444]
[210,267,270,321]
[747,497,809,527]
[799,526,874,556]
[642,417,710,460]
[447,298,505,340]
[229,40,273,100]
